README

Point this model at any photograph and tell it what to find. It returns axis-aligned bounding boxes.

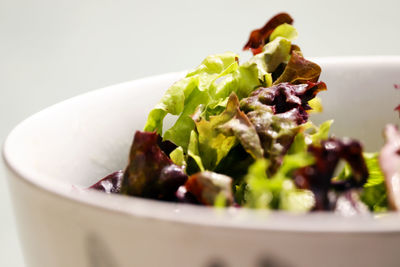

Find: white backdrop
[1,0,400,266]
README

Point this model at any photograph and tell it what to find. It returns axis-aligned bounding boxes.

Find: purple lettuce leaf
[239,81,326,174]
[89,170,124,194]
[294,138,369,211]
[121,131,187,200]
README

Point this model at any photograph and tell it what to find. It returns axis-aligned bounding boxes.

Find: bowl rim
[4,56,400,234]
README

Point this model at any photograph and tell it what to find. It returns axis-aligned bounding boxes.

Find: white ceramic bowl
[3,57,400,267]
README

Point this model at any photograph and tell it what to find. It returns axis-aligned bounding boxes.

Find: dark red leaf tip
[243,13,294,55]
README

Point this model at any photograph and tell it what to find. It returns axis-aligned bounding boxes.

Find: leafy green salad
[89,13,400,214]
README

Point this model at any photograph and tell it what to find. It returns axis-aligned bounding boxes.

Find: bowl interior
[3,56,400,231]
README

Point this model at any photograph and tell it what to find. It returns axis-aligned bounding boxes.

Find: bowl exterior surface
[7,168,400,267]
[4,57,400,267]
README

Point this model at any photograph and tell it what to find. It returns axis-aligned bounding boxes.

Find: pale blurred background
[1,0,399,266]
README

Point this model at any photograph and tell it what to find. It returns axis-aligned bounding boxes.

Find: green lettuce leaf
[144,77,198,134]
[144,52,240,146]
[239,120,333,211]
[243,152,315,211]
[270,23,298,42]
[144,34,298,151]
[169,146,186,168]
[187,130,205,172]
[211,63,263,101]
[309,120,333,144]
[288,120,333,155]
[195,93,263,170]
[307,97,323,114]
[162,88,208,149]
[361,153,388,212]
[337,152,388,212]
[243,159,272,209]
[243,36,292,81]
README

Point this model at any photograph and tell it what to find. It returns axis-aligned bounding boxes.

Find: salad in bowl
[89,13,400,215]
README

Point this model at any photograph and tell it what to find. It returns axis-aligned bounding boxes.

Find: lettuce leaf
[243,154,314,211]
[145,35,298,151]
[144,52,239,147]
[243,37,292,81]
[309,119,333,144]
[337,152,387,212]
[89,171,123,194]
[295,138,369,211]
[239,82,326,174]
[187,130,205,172]
[144,52,260,150]
[360,153,388,212]
[243,12,294,55]
[288,120,333,154]
[236,119,333,209]
[273,51,322,85]
[195,93,263,170]
[169,146,186,168]
[185,171,233,206]
[307,97,323,114]
[270,23,298,42]
[121,131,188,200]
[162,88,208,150]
